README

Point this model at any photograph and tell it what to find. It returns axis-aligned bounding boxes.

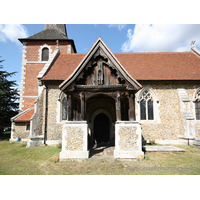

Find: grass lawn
[0,139,200,175]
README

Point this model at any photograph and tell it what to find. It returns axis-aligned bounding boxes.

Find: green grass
[3,131,11,134]
[0,131,10,140]
[0,140,200,175]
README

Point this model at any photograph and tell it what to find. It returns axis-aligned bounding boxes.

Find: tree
[0,59,19,132]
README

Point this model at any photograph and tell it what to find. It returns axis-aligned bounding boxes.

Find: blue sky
[1,24,200,90]
[0,24,135,87]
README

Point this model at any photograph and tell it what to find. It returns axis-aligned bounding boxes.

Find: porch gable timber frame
[59,37,142,92]
[59,38,142,122]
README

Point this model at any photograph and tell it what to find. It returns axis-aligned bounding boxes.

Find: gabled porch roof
[58,37,142,91]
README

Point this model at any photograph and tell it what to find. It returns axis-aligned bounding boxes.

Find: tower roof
[19,24,70,41]
[44,24,68,37]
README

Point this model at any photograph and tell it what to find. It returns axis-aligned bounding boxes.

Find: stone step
[143,146,185,152]
[193,139,200,146]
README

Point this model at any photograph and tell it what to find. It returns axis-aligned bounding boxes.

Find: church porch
[58,37,144,160]
[59,90,144,160]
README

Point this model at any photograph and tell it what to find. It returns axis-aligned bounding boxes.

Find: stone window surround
[137,86,160,123]
[38,44,52,62]
[41,47,49,61]
[139,90,154,120]
[57,92,67,123]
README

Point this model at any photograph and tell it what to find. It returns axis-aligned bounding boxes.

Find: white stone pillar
[114,121,144,159]
[60,121,89,160]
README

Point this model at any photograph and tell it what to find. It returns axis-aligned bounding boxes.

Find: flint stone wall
[31,87,46,137]
[64,126,84,151]
[135,81,200,141]
[12,122,30,139]
[60,122,89,159]
[114,122,144,158]
[30,80,200,142]
[118,126,138,151]
[46,83,63,140]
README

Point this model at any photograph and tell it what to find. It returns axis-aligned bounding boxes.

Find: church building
[10,24,200,159]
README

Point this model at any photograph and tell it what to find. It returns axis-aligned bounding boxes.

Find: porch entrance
[94,113,109,144]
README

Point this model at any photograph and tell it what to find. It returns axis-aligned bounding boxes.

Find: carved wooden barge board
[59,38,142,92]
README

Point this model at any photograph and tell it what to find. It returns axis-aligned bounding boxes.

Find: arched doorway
[94,113,110,143]
[86,94,116,148]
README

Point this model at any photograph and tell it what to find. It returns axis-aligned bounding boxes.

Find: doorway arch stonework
[89,108,115,146]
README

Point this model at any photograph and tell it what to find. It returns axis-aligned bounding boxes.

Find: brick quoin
[21,40,74,111]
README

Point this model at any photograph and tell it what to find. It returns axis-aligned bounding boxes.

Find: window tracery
[139,90,154,120]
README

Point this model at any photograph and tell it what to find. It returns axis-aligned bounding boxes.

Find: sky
[1,24,200,90]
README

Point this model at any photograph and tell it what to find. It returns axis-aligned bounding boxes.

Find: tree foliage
[0,59,19,127]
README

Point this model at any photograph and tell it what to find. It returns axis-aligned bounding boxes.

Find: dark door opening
[94,113,109,144]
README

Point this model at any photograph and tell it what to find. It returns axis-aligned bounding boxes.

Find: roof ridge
[60,53,86,56]
[191,46,200,57]
[113,51,192,54]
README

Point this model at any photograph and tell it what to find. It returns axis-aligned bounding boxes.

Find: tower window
[26,123,30,131]
[42,48,49,61]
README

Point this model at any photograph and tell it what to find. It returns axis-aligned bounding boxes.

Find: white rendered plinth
[59,121,89,160]
[114,121,144,159]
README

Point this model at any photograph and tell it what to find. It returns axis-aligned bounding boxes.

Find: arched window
[26,123,30,131]
[139,90,154,120]
[194,89,200,120]
[62,98,67,120]
[42,47,49,61]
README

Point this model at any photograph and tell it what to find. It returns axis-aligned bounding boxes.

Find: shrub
[150,140,155,145]
[57,143,62,149]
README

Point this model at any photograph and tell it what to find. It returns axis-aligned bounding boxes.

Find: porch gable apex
[59,37,142,91]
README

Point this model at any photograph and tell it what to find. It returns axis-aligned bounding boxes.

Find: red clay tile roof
[14,109,34,122]
[42,53,86,81]
[42,51,200,81]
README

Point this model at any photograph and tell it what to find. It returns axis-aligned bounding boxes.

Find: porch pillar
[67,94,72,121]
[81,92,86,121]
[128,93,135,121]
[116,91,121,121]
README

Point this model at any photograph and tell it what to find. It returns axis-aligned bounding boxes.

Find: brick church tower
[18,24,77,111]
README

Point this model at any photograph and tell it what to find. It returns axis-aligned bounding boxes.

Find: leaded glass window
[194,90,200,120]
[62,98,67,120]
[148,100,154,120]
[140,100,146,120]
[42,48,49,61]
[139,90,154,120]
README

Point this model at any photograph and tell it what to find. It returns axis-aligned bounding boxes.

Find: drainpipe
[44,85,48,145]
